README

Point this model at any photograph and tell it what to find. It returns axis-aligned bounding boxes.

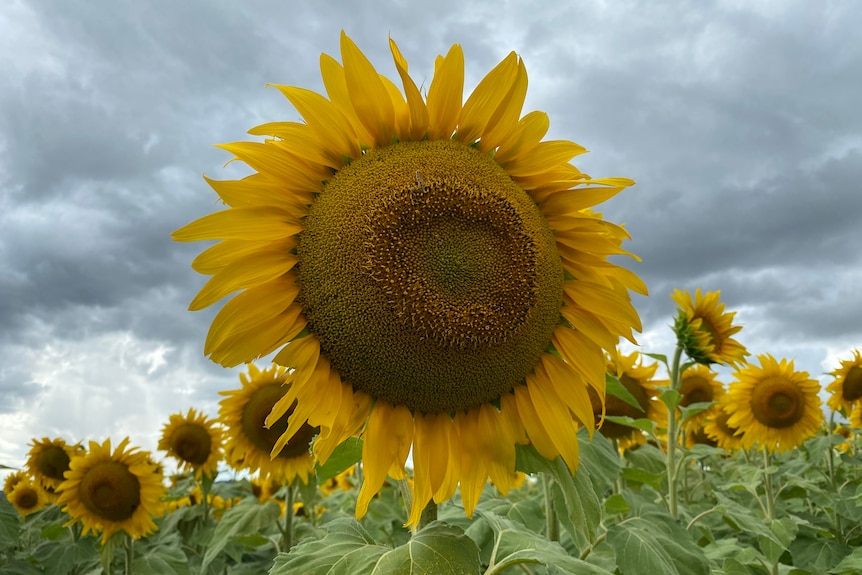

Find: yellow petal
[426,44,464,140]
[203,174,311,213]
[248,121,345,169]
[273,335,320,389]
[341,31,395,146]
[524,377,580,473]
[494,110,549,163]
[319,53,374,146]
[501,140,586,178]
[269,84,361,160]
[208,304,305,367]
[355,402,414,518]
[192,238,297,275]
[458,52,519,144]
[189,250,297,311]
[215,142,328,191]
[538,354,594,435]
[479,58,529,153]
[389,37,429,141]
[172,207,302,242]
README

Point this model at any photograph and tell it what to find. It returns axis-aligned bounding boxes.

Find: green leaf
[678,401,715,424]
[0,559,43,575]
[315,438,362,482]
[606,517,709,575]
[33,538,99,575]
[604,494,630,515]
[202,498,281,571]
[370,522,481,574]
[270,517,388,575]
[0,496,19,551]
[659,389,683,412]
[603,415,656,433]
[830,546,862,574]
[620,467,665,489]
[515,444,601,542]
[474,511,613,575]
[790,535,851,574]
[130,545,191,575]
[577,428,622,494]
[643,353,668,366]
[606,372,642,410]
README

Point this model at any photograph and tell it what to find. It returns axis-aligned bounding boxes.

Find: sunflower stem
[825,412,844,542]
[542,473,559,541]
[418,500,438,531]
[761,448,775,521]
[282,485,295,550]
[666,344,684,520]
[123,534,133,575]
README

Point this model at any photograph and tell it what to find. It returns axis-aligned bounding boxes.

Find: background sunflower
[158,408,223,478]
[25,437,82,492]
[175,32,644,528]
[677,365,725,427]
[826,349,862,414]
[592,350,661,440]
[57,437,165,544]
[725,354,823,452]
[218,363,317,484]
[672,289,748,366]
[8,479,49,516]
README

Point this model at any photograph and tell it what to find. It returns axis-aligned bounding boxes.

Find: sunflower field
[4,33,862,575]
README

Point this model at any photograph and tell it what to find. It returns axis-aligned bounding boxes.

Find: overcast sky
[2,1,860,479]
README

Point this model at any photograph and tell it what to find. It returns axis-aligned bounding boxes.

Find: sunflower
[320,466,355,496]
[672,289,747,366]
[25,437,83,491]
[57,438,165,544]
[174,32,644,527]
[725,355,823,452]
[703,404,744,452]
[158,408,223,478]
[592,350,661,440]
[826,349,862,414]
[3,470,28,495]
[678,365,725,427]
[219,363,317,484]
[8,479,50,516]
[686,426,718,448]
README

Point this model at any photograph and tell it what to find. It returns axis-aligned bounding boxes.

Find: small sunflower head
[672,289,748,366]
[58,438,166,544]
[593,351,660,439]
[9,479,50,516]
[678,365,725,427]
[703,406,743,452]
[725,354,823,452]
[3,470,28,495]
[158,408,223,478]
[826,349,862,414]
[25,438,83,491]
[219,363,318,483]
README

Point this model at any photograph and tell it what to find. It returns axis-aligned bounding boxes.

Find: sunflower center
[35,445,71,481]
[680,376,713,407]
[172,423,212,465]
[750,377,805,429]
[241,384,319,459]
[842,366,862,401]
[16,488,39,510]
[298,139,563,414]
[79,461,141,522]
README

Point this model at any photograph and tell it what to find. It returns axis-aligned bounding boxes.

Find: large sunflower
[672,289,747,366]
[219,363,317,484]
[678,364,725,427]
[25,437,83,492]
[725,355,823,452]
[592,350,661,440]
[58,438,165,544]
[174,32,644,527]
[9,478,50,516]
[826,349,862,414]
[158,408,223,478]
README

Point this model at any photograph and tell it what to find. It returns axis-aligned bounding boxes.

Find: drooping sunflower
[678,365,725,427]
[592,350,661,440]
[8,478,50,516]
[174,32,644,527]
[672,289,748,366]
[57,438,165,544]
[158,408,223,478]
[25,437,83,492]
[826,349,862,414]
[219,363,317,484]
[703,403,744,452]
[725,354,823,452]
